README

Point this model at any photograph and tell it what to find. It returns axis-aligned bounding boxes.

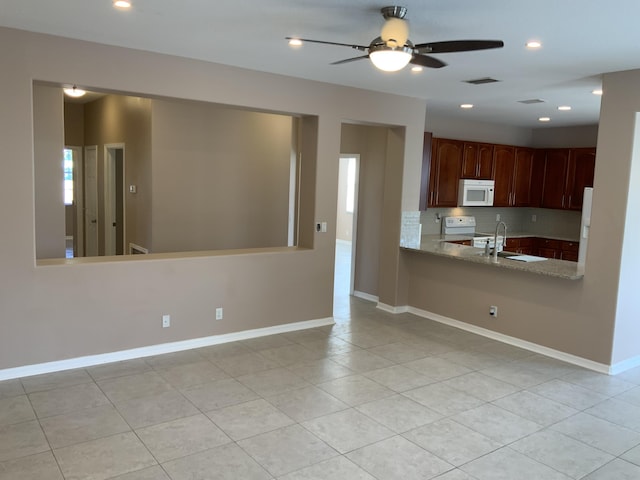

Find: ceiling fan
[286,6,504,72]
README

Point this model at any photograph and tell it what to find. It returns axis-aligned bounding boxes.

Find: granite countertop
[401,235,583,280]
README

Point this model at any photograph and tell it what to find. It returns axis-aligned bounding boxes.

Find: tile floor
[1,247,640,478]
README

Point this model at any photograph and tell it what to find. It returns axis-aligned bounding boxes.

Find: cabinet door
[461,142,479,178]
[529,149,546,208]
[432,139,464,207]
[566,148,596,210]
[512,148,534,207]
[420,133,433,209]
[541,149,570,209]
[477,143,494,179]
[492,145,516,206]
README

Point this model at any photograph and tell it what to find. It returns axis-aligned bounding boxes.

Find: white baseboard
[610,355,640,375]
[0,317,335,381]
[353,290,378,303]
[377,303,409,314]
[407,306,621,375]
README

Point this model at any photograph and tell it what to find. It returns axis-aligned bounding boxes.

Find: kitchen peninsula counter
[402,235,583,280]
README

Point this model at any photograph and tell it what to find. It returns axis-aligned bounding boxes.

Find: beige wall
[84,94,153,255]
[150,99,294,252]
[0,27,426,371]
[340,124,389,297]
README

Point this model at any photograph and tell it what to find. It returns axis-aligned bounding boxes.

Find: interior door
[84,145,99,256]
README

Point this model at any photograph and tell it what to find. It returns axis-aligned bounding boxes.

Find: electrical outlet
[531,214,537,222]
[215,307,223,320]
[162,314,171,328]
[496,214,501,222]
[489,306,498,317]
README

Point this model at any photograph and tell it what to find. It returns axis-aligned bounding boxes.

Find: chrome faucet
[492,221,507,258]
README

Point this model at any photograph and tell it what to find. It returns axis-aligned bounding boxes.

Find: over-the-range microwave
[458,179,495,206]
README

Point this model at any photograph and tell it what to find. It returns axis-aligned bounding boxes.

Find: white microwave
[458,179,495,206]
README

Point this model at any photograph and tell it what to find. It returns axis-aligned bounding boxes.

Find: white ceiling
[2,0,640,128]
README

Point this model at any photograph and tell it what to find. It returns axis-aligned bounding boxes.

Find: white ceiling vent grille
[518,98,546,104]
[464,77,500,85]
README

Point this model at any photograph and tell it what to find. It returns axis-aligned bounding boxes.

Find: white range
[442,216,504,252]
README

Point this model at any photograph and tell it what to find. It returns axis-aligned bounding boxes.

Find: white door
[104,144,125,256]
[84,145,99,256]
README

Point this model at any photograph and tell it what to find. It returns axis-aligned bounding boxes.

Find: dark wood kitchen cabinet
[492,145,532,207]
[541,148,595,210]
[425,137,463,207]
[461,142,494,179]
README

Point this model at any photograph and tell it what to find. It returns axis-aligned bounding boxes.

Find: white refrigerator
[577,187,593,273]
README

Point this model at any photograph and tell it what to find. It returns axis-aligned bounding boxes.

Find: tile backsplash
[420,207,581,239]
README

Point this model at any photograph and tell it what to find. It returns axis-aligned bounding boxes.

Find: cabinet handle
[568,195,572,207]
[561,195,565,208]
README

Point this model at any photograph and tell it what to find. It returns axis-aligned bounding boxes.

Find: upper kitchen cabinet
[492,145,532,207]
[424,137,463,208]
[541,147,595,210]
[461,142,494,179]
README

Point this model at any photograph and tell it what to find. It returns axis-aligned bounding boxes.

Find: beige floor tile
[144,350,204,369]
[356,394,441,433]
[277,455,376,480]
[206,398,294,440]
[286,359,354,384]
[403,357,472,381]
[241,333,293,351]
[212,351,280,377]
[491,390,578,426]
[237,424,337,477]
[511,430,614,478]
[181,378,259,411]
[0,420,50,462]
[136,414,231,462]
[196,341,252,361]
[109,465,171,479]
[0,395,35,426]
[86,359,151,381]
[616,385,640,407]
[28,383,110,418]
[40,404,130,448]
[622,443,640,466]
[155,360,228,389]
[460,447,571,480]
[237,367,309,397]
[347,435,453,480]
[162,443,271,480]
[54,432,156,480]
[298,336,359,356]
[452,404,541,444]
[438,349,502,370]
[97,371,174,403]
[0,451,63,480]
[330,350,395,373]
[404,418,501,467]
[363,364,435,392]
[441,372,520,402]
[255,344,324,367]
[480,363,557,388]
[582,458,640,480]
[0,379,25,399]
[114,389,199,429]
[403,382,485,416]
[366,342,430,363]
[529,379,611,410]
[585,398,640,432]
[266,386,348,422]
[317,374,394,406]
[562,370,636,396]
[20,369,92,394]
[302,408,394,454]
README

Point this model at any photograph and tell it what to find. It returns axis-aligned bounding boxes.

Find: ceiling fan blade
[415,40,504,54]
[410,54,447,69]
[331,55,370,65]
[285,37,368,52]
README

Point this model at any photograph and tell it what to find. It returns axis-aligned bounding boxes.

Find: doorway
[104,144,125,255]
[84,145,99,257]
[334,155,360,309]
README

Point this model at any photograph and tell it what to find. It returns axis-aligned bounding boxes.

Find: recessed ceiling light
[460,104,474,109]
[557,106,572,111]
[592,89,603,95]
[63,86,86,98]
[288,38,303,47]
[411,66,423,73]
[526,41,542,49]
[538,117,551,122]
[113,1,131,9]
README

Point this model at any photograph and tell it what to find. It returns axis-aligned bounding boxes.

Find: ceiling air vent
[518,98,546,104]
[464,77,500,85]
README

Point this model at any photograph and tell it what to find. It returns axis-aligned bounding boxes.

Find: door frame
[66,145,84,257]
[84,145,99,257]
[104,143,126,256]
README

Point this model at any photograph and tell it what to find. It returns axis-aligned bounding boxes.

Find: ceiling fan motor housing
[380,6,409,47]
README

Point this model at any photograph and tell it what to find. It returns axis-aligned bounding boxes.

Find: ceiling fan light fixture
[381,17,409,47]
[288,38,303,47]
[63,85,86,98]
[369,46,412,72]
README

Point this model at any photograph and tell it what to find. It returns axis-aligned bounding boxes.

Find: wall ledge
[0,316,335,381]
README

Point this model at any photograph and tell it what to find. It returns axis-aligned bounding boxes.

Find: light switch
[129,185,137,194]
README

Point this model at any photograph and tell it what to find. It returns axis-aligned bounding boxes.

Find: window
[63,148,73,205]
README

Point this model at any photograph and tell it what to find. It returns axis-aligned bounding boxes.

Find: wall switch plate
[489,306,498,317]
[531,214,537,222]
[215,307,223,320]
[315,222,327,233]
[129,185,137,194]
[496,214,501,222]
[162,314,171,328]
